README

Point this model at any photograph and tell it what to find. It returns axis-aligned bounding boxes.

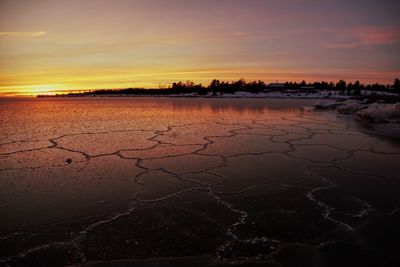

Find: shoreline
[37,94,351,100]
[36,90,398,100]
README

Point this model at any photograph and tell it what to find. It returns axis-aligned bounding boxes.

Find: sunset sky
[1,0,399,96]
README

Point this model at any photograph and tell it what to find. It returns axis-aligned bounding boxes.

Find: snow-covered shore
[314,99,400,137]
[356,103,400,123]
[148,90,396,99]
[55,90,398,99]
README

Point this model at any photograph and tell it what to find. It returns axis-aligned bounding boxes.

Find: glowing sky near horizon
[0,0,399,95]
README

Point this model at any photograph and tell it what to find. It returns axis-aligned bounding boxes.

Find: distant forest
[53,78,400,96]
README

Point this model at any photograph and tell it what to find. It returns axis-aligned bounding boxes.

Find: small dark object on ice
[66,158,72,164]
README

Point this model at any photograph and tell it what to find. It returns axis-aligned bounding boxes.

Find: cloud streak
[356,27,399,46]
[0,31,47,37]
[323,26,400,49]
[322,43,359,49]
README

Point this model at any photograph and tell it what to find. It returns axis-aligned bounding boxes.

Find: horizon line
[1,78,399,97]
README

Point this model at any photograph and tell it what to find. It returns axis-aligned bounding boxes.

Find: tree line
[64,78,400,96]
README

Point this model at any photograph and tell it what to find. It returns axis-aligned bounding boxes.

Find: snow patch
[336,100,366,114]
[356,103,400,123]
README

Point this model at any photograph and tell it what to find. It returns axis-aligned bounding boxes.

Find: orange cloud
[0,31,47,37]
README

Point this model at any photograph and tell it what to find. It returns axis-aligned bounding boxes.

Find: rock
[66,158,72,164]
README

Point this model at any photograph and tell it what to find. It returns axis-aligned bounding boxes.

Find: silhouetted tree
[336,80,347,90]
[245,80,266,93]
[210,79,220,95]
[394,78,400,93]
[353,80,362,95]
[210,79,220,89]
[234,79,246,91]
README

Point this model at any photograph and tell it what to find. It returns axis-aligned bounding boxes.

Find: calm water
[1,97,400,266]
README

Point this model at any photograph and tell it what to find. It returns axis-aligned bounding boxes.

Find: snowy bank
[356,103,400,123]
[313,99,400,137]
[336,100,366,114]
[313,100,341,109]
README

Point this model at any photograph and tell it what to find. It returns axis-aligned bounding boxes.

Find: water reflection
[168,98,315,114]
[0,97,316,113]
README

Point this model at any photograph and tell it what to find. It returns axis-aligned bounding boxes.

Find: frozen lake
[1,97,400,266]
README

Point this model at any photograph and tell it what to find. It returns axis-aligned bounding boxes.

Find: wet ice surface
[1,97,400,267]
